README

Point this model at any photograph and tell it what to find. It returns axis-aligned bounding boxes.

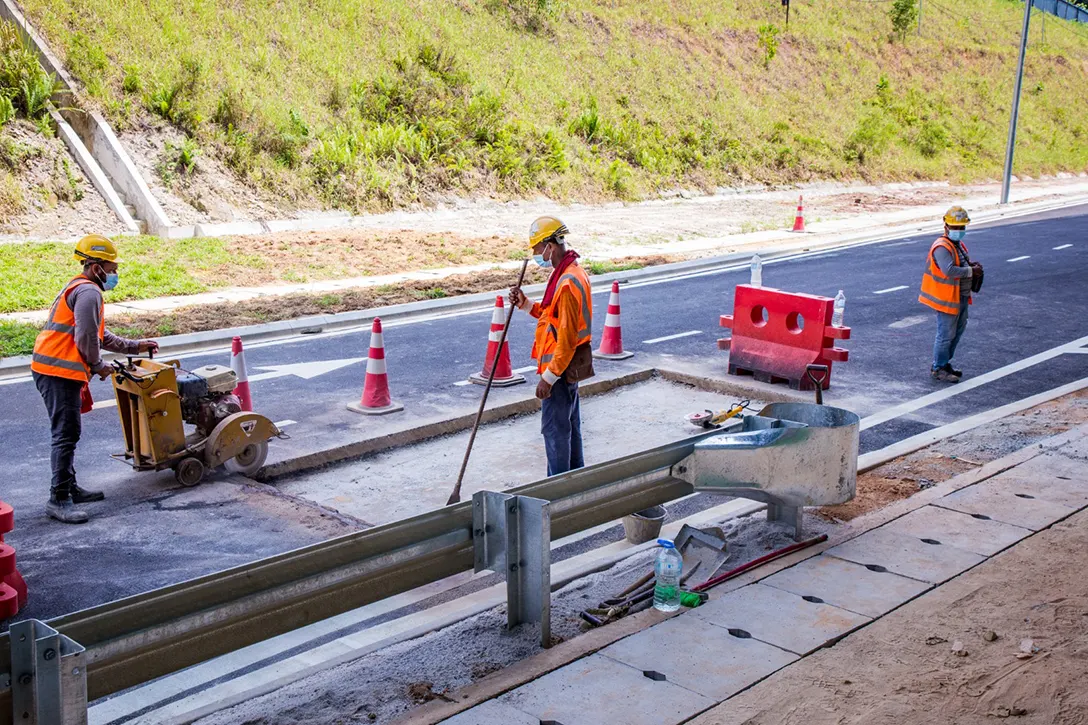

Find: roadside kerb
[3,191,1085,381]
[400,420,1088,724]
[257,367,805,481]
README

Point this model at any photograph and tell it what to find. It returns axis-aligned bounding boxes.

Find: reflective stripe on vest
[918,237,966,315]
[30,276,104,382]
[532,265,593,373]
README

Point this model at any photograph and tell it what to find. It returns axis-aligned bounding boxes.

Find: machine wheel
[225,440,268,477]
[175,457,205,487]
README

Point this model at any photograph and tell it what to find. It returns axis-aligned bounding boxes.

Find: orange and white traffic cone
[593,280,634,360]
[347,317,404,415]
[230,336,253,412]
[469,296,525,387]
[791,194,806,233]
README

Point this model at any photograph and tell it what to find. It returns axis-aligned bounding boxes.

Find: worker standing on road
[31,235,159,524]
[919,206,983,383]
[510,216,595,476]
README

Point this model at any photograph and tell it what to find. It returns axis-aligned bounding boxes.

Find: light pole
[1001,0,1033,205]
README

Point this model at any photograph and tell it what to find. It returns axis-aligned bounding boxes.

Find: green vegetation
[0,319,39,357]
[583,259,646,275]
[0,21,62,127]
[13,0,1088,211]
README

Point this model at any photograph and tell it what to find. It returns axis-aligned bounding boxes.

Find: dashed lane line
[1054,244,1073,250]
[643,330,702,345]
[874,285,908,294]
[1007,255,1031,262]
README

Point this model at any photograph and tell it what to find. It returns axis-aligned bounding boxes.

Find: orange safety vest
[31,275,105,382]
[532,264,593,374]
[919,236,971,315]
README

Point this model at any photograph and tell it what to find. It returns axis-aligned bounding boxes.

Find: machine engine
[175,365,243,436]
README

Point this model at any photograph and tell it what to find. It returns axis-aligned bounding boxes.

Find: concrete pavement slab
[598,614,798,701]
[440,700,538,725]
[496,653,713,725]
[824,527,985,584]
[881,505,1031,557]
[760,554,932,618]
[936,479,1077,531]
[983,453,1088,508]
[690,583,870,655]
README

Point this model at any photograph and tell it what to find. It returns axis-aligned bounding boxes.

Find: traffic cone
[469,296,525,387]
[347,318,404,415]
[791,195,806,233]
[593,281,634,360]
[0,500,27,618]
[230,336,253,412]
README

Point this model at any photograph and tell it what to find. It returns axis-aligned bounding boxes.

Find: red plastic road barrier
[230,336,253,412]
[0,500,27,618]
[718,284,850,390]
[791,195,806,233]
[469,296,525,387]
[347,318,404,415]
[593,280,634,360]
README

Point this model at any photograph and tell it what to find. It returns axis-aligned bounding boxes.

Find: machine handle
[805,364,829,405]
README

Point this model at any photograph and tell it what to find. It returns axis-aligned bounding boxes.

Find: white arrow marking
[249,357,366,382]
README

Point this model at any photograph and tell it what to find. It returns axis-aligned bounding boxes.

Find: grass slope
[16,0,1088,212]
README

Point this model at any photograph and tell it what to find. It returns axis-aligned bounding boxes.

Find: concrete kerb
[256,367,802,481]
[0,0,171,234]
[400,421,1088,724]
[1,190,1084,380]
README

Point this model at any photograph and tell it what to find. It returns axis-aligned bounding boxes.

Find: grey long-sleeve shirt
[933,239,973,299]
[67,283,140,375]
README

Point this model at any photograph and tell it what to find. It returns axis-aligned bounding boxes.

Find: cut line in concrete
[880,505,1031,557]
[935,479,1077,531]
[824,526,986,585]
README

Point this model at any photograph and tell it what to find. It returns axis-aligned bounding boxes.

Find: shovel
[445,258,531,506]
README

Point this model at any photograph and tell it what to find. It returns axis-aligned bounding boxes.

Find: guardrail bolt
[43,649,55,661]
[17,673,31,685]
[509,563,519,572]
[508,503,517,514]
[676,465,687,474]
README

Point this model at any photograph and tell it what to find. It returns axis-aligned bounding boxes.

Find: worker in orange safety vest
[31,235,159,523]
[509,216,595,476]
[919,206,983,383]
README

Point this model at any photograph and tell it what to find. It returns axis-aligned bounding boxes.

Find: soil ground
[821,388,1088,522]
[692,506,1088,725]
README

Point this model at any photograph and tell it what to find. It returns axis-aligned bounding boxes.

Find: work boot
[46,496,89,524]
[931,368,960,384]
[942,363,963,379]
[71,483,105,504]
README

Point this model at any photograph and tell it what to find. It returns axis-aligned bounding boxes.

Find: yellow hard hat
[73,234,120,263]
[943,206,970,228]
[528,216,569,250]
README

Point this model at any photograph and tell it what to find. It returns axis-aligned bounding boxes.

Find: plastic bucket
[622,505,667,544]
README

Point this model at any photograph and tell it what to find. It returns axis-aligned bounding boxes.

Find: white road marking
[1066,349,1088,354]
[273,419,297,428]
[1053,244,1073,250]
[874,285,908,294]
[860,376,1088,471]
[92,398,117,410]
[248,357,365,383]
[453,380,471,387]
[643,330,702,344]
[1007,255,1030,262]
[454,364,537,386]
[860,334,1088,431]
[888,315,928,329]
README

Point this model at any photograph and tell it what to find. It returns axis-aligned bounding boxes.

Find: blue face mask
[533,253,552,269]
[103,272,119,291]
[947,229,966,242]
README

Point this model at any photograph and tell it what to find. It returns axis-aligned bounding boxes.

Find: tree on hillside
[890,0,919,41]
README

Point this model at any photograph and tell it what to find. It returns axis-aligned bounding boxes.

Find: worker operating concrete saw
[509,216,595,476]
[31,235,159,524]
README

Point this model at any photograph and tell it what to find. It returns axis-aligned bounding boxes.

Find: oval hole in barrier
[750,305,769,327]
[786,311,805,334]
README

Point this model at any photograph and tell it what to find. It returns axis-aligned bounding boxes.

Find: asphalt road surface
[1,202,1086,621]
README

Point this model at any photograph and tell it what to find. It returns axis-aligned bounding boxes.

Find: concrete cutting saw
[109,356,285,486]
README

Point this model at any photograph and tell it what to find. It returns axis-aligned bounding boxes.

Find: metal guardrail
[0,425,732,722]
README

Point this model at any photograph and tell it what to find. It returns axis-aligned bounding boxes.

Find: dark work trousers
[33,372,83,499]
[541,376,584,477]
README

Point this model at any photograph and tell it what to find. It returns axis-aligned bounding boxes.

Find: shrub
[844,110,896,163]
[0,96,13,127]
[757,24,780,69]
[890,0,918,41]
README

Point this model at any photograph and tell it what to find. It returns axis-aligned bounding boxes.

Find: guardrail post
[9,619,87,725]
[472,491,552,648]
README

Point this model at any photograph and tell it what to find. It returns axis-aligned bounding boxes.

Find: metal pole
[1001,0,1033,205]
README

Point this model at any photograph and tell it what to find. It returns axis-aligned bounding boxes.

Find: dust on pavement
[692,507,1088,724]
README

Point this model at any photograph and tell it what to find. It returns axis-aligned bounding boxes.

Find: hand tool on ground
[110,356,286,486]
[583,564,702,626]
[693,533,827,592]
[805,364,828,405]
[446,258,531,505]
[684,400,749,429]
[673,524,730,586]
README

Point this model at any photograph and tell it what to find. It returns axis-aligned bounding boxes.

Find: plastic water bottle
[750,254,763,287]
[832,289,846,327]
[653,539,683,612]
